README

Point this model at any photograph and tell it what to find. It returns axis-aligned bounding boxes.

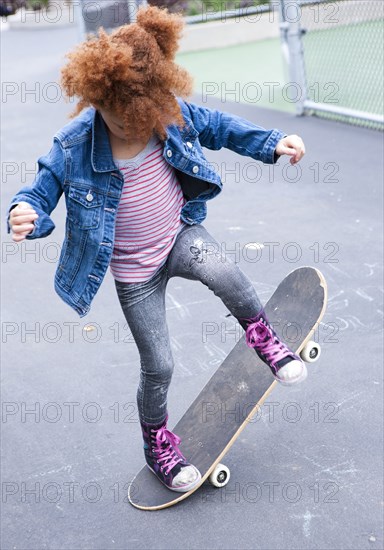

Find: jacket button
[166,150,173,158]
[86,193,94,202]
[192,165,199,174]
[186,141,193,148]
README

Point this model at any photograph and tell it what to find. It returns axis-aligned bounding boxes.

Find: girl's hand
[9,202,39,242]
[275,135,306,165]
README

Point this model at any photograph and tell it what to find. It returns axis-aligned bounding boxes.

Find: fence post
[74,0,86,39]
[127,0,147,23]
[278,0,307,115]
[76,0,147,37]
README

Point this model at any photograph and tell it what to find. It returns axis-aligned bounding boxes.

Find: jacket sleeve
[182,100,286,164]
[6,139,65,239]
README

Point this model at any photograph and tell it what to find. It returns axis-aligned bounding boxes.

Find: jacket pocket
[67,185,103,230]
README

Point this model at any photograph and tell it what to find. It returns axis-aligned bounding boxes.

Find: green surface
[177,37,294,113]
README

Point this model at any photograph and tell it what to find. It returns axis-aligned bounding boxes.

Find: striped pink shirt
[110,135,186,283]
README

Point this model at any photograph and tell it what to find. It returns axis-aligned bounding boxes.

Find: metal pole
[278,0,307,116]
[303,101,384,127]
[75,0,86,40]
[128,0,147,23]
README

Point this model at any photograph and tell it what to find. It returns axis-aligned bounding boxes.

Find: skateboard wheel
[209,463,230,488]
[300,340,321,363]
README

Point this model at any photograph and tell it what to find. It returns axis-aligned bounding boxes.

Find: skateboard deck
[128,266,327,510]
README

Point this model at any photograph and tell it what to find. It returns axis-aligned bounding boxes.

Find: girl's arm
[6,139,65,241]
[182,101,304,165]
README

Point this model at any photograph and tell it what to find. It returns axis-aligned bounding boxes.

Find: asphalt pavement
[1,22,383,550]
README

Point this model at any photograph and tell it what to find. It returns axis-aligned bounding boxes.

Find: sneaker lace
[245,318,290,367]
[151,426,185,475]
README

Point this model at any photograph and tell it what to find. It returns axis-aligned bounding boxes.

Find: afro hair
[60,6,194,142]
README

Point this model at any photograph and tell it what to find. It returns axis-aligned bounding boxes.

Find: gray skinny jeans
[115,224,263,425]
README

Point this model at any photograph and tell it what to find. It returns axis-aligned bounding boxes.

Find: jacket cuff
[262,130,287,164]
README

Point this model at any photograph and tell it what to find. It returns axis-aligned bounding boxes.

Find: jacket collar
[90,108,187,173]
[91,109,117,173]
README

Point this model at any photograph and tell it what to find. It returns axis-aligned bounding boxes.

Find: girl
[7,6,306,493]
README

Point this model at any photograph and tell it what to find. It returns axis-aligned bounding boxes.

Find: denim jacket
[6,99,286,317]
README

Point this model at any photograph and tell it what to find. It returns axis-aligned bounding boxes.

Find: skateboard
[128,266,327,510]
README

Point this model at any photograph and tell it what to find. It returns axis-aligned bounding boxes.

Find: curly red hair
[60,6,193,141]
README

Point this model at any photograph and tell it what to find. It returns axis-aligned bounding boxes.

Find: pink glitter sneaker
[140,415,201,492]
[242,314,307,385]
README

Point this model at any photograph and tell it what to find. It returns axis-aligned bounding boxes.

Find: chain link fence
[279,0,384,129]
[75,0,271,32]
[148,1,270,21]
